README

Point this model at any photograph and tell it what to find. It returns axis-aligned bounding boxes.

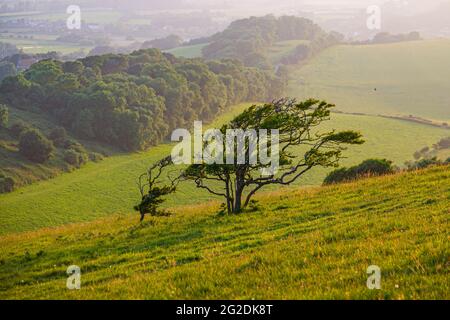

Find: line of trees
[0,49,285,151]
[280,32,343,65]
[351,32,421,45]
[202,15,343,69]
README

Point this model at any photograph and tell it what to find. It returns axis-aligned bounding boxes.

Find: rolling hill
[165,43,206,58]
[288,40,450,122]
[0,165,448,299]
[0,102,449,235]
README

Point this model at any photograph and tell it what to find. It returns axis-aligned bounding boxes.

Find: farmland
[288,40,450,122]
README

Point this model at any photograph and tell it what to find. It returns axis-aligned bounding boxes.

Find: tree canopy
[177,99,364,214]
[202,15,342,69]
[0,49,285,151]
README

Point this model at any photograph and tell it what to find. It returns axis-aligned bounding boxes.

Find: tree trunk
[234,189,242,213]
[233,173,244,213]
[225,177,232,214]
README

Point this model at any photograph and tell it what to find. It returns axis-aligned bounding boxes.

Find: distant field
[288,40,450,122]
[167,40,309,62]
[166,43,207,58]
[0,8,119,54]
[0,9,121,24]
[267,40,309,64]
[0,103,448,235]
[0,35,92,54]
[1,166,448,299]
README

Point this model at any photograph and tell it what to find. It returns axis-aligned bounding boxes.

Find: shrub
[48,127,68,147]
[407,157,442,170]
[63,139,85,151]
[10,120,31,138]
[434,137,450,150]
[64,148,88,168]
[88,152,104,162]
[0,104,8,128]
[324,159,394,185]
[0,175,15,193]
[19,129,55,163]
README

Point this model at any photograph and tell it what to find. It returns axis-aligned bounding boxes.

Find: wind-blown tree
[182,99,364,214]
[135,156,179,221]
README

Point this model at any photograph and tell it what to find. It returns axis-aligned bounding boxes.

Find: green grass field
[0,165,448,299]
[0,106,114,190]
[0,9,121,24]
[0,34,92,54]
[267,40,309,64]
[166,43,207,58]
[1,102,448,235]
[288,40,450,122]
[167,40,308,62]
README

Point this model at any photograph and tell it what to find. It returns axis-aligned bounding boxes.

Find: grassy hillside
[0,165,448,299]
[267,40,309,64]
[1,103,448,235]
[288,40,450,122]
[167,39,309,62]
[0,106,113,190]
[166,43,207,58]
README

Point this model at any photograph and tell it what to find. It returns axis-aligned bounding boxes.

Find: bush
[19,129,55,163]
[407,157,442,170]
[48,127,67,147]
[0,175,15,193]
[64,148,88,168]
[10,120,31,138]
[63,139,86,151]
[0,104,8,128]
[324,159,394,185]
[88,152,104,162]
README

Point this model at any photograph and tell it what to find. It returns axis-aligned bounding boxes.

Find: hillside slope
[0,166,448,299]
[288,40,450,122]
[1,107,448,235]
[0,105,114,190]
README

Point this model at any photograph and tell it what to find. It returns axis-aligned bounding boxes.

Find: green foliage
[0,174,15,193]
[406,157,448,170]
[88,152,104,162]
[372,31,421,44]
[183,99,364,213]
[134,186,174,218]
[1,106,448,235]
[202,15,340,68]
[18,129,55,163]
[135,157,177,221]
[142,35,183,50]
[280,33,341,65]
[0,48,284,151]
[0,73,32,106]
[0,104,8,128]
[9,120,32,138]
[64,148,88,168]
[324,159,394,185]
[410,136,450,163]
[48,127,68,147]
